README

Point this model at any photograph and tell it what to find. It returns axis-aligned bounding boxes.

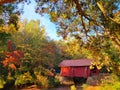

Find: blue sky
[20,0,61,40]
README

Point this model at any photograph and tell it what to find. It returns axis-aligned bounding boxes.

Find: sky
[19,0,61,40]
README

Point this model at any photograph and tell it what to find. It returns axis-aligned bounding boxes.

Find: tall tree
[34,0,120,72]
[12,20,45,66]
[35,0,120,47]
[1,0,120,46]
[1,1,119,47]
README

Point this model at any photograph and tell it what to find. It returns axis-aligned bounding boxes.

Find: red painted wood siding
[60,67,72,77]
[60,66,91,78]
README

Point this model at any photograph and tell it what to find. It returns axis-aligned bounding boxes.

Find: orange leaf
[9,63,16,70]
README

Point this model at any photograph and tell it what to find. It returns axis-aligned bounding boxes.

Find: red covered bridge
[59,59,99,78]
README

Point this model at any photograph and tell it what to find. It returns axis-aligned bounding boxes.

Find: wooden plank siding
[60,66,91,78]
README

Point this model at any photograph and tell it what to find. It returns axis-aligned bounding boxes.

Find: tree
[34,0,120,73]
[11,20,64,87]
[63,39,93,59]
[0,0,15,4]
[1,0,120,82]
[1,0,120,47]
[34,0,120,47]
[12,20,45,68]
[2,0,119,46]
[0,2,22,51]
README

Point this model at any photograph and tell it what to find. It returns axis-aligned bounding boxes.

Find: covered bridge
[59,59,99,78]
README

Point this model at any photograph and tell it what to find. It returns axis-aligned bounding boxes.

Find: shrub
[0,78,6,89]
[48,77,60,87]
[36,75,49,88]
[70,85,76,90]
[100,74,120,90]
[101,82,120,90]
[15,72,33,86]
[82,84,101,90]
[83,74,120,90]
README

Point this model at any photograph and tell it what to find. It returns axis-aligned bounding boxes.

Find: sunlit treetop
[34,0,120,46]
[0,0,120,47]
[0,0,31,30]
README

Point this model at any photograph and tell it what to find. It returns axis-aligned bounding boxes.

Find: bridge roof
[59,59,93,67]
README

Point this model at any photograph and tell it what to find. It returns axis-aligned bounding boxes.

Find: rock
[86,76,99,86]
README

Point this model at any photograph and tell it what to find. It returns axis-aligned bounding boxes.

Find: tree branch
[97,1,120,25]
[72,0,102,27]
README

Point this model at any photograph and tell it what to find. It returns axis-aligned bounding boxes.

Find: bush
[101,82,120,90]
[0,78,6,89]
[53,78,60,86]
[36,75,49,88]
[82,84,101,90]
[48,77,60,87]
[70,85,76,90]
[83,74,120,90]
[100,74,120,90]
[15,72,33,86]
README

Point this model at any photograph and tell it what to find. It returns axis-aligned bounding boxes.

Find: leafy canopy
[35,0,120,47]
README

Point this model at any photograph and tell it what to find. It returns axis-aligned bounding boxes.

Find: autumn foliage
[0,0,15,4]
[2,50,24,70]
[2,40,24,70]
